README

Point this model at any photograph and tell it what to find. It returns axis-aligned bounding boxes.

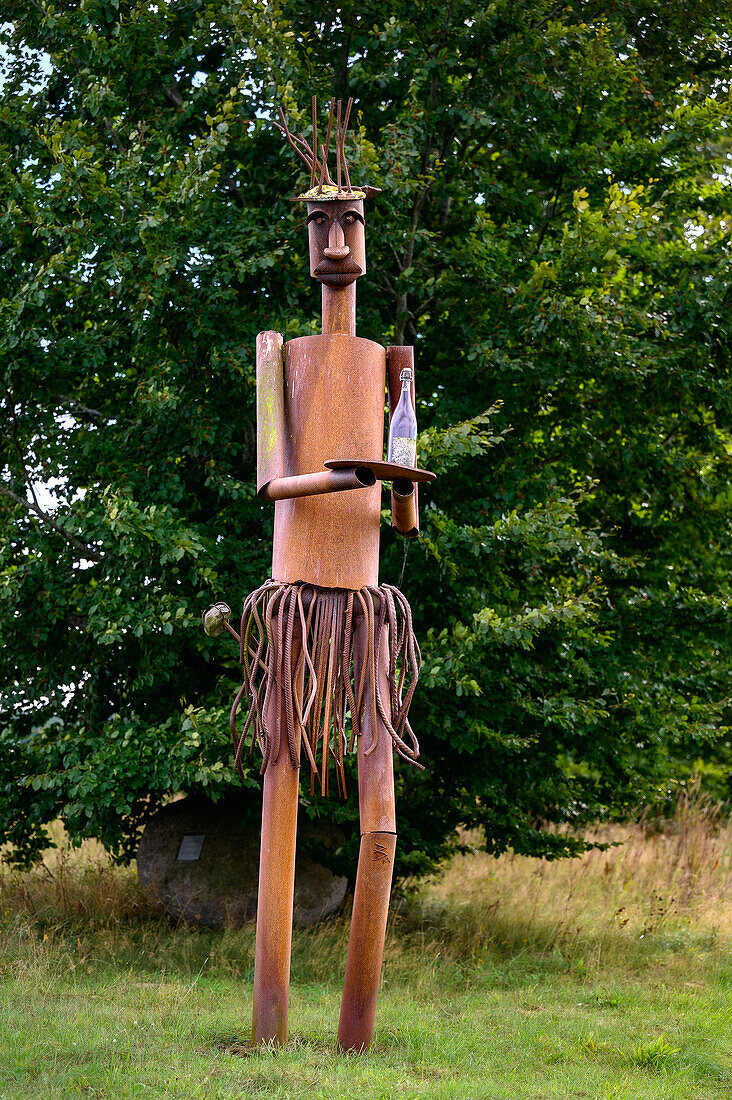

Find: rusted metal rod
[341,98,353,193]
[318,98,336,192]
[338,621,397,1052]
[322,282,356,336]
[251,629,303,1047]
[259,466,375,501]
[337,831,396,1052]
[391,478,418,538]
[311,94,318,188]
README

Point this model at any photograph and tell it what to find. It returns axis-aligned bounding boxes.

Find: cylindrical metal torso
[272,333,386,590]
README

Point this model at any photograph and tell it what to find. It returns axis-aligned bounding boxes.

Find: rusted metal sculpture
[207,97,433,1053]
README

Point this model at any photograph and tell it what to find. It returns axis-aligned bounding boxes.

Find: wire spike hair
[276,95,379,202]
[310,95,318,189]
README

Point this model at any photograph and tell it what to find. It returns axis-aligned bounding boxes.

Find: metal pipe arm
[258,465,376,502]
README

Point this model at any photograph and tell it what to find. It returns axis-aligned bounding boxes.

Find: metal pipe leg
[338,829,396,1051]
[338,621,396,1052]
[251,749,300,1046]
[252,629,302,1046]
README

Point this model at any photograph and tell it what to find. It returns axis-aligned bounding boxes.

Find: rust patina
[207,97,433,1053]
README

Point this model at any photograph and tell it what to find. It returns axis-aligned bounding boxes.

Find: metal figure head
[276,97,380,287]
[305,197,366,286]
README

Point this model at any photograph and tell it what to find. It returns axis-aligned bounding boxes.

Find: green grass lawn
[2,804,731,1098]
[1,924,730,1099]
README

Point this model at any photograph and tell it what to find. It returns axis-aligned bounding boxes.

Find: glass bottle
[387,367,417,468]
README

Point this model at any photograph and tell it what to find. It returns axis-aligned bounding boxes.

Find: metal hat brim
[290,185,382,202]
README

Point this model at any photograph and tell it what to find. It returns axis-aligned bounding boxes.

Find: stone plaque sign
[177,834,205,861]
[137,795,347,929]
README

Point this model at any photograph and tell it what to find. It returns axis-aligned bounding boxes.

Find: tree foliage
[1,1,730,874]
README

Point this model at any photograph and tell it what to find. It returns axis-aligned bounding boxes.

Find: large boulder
[137,795,347,928]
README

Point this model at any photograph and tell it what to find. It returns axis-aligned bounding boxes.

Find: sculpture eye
[343,213,356,226]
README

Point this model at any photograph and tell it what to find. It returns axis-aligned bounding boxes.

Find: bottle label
[391,436,417,468]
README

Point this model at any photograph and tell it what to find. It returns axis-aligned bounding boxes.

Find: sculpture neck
[321,283,356,336]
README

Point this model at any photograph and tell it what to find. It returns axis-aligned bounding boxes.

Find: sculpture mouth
[314,261,362,287]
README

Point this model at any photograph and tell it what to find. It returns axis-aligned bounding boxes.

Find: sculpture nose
[323,220,350,260]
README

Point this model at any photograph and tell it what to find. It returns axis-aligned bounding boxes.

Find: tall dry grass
[1,788,730,986]
[0,823,147,930]
[407,785,732,972]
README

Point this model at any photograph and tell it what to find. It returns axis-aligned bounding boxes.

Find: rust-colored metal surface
[214,96,432,1053]
[251,749,299,1046]
[391,481,418,540]
[338,617,396,1051]
[277,94,357,201]
[251,622,303,1047]
[337,831,396,1051]
[231,581,422,792]
[324,458,434,483]
[260,466,375,501]
[321,280,355,335]
[256,331,286,497]
[271,334,386,590]
[308,202,365,290]
[387,345,420,537]
[387,345,416,406]
[354,617,397,834]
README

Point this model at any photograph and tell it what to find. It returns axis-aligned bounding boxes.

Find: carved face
[306,199,366,287]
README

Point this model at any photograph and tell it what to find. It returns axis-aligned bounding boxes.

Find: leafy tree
[1,1,730,875]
